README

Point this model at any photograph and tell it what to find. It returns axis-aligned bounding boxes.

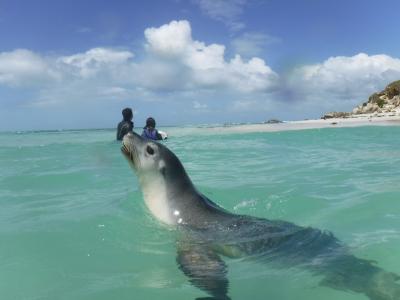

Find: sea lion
[121,131,400,300]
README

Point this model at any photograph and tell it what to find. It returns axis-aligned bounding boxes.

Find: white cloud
[5,20,400,125]
[0,20,277,102]
[144,20,279,92]
[226,55,278,92]
[145,20,192,57]
[59,47,134,78]
[289,53,400,98]
[145,20,226,69]
[186,42,226,70]
[0,49,59,86]
[285,53,400,114]
[130,59,189,91]
[0,47,134,89]
[194,0,247,31]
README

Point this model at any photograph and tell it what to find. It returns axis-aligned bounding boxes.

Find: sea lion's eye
[146,145,155,155]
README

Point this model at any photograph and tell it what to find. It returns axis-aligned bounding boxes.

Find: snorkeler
[141,117,163,140]
[116,108,134,141]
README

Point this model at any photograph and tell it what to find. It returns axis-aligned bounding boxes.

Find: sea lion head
[121,131,194,224]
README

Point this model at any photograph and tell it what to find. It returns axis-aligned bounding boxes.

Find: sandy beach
[209,112,400,134]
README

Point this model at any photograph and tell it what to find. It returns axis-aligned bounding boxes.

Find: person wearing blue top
[141,117,163,140]
[116,108,134,141]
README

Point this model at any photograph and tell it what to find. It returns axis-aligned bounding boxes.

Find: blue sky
[1,0,400,130]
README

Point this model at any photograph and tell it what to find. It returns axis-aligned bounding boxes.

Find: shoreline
[3,113,400,135]
[208,113,400,134]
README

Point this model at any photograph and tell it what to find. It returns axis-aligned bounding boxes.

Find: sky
[1,0,400,131]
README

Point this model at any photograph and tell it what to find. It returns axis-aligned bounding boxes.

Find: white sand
[208,113,400,134]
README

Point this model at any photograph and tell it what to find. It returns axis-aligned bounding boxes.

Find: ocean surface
[1,125,400,300]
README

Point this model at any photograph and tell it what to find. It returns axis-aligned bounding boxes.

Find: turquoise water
[1,126,400,300]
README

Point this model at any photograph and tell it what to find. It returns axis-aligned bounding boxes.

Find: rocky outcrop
[321,80,400,118]
[352,80,400,114]
[322,112,351,119]
[264,119,283,124]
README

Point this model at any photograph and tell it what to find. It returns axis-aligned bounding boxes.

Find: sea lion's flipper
[319,255,400,300]
[176,242,231,300]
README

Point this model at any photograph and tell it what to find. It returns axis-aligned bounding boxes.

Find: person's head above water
[122,108,133,121]
[145,117,156,129]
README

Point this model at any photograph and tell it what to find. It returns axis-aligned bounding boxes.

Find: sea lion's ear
[176,241,231,300]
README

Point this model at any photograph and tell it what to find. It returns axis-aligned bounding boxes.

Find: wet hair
[122,108,133,121]
[146,117,156,128]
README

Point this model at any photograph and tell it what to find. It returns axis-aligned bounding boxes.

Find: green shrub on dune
[385,80,400,99]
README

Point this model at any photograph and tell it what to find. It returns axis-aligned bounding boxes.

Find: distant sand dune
[207,113,400,134]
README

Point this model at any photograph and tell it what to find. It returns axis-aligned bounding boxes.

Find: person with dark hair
[116,108,134,140]
[141,117,163,140]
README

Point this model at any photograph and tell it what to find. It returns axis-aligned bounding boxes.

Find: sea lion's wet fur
[122,131,400,300]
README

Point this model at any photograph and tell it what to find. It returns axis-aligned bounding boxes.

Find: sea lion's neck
[140,174,174,225]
